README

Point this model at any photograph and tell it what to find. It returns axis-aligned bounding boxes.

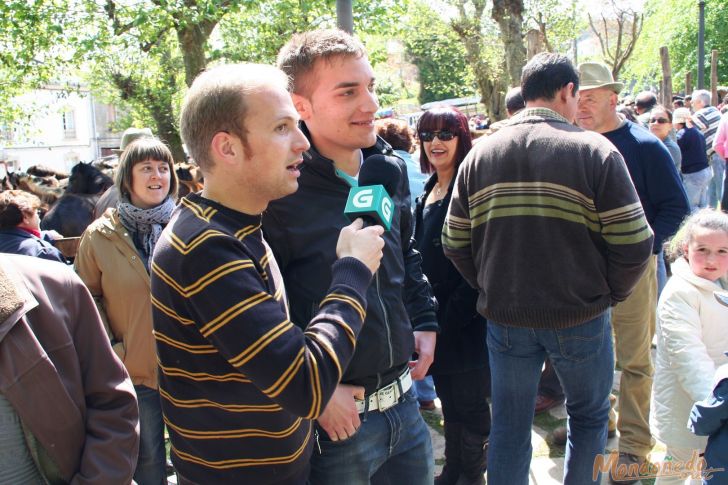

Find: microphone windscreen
[359,154,401,197]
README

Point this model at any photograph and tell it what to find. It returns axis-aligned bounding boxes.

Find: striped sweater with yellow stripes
[150,193,372,484]
[443,108,654,329]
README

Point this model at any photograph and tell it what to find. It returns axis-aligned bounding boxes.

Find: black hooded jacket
[263,128,438,394]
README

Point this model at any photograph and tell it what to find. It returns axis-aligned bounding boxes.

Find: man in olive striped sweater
[151,63,384,484]
[443,53,654,485]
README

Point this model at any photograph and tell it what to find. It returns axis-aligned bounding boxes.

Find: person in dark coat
[414,106,490,485]
[0,190,65,262]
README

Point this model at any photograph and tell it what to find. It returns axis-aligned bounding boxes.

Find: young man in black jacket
[264,29,438,484]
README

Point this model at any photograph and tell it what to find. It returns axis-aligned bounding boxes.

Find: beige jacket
[75,209,158,389]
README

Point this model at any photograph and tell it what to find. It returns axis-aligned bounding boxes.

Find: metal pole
[697,0,705,89]
[337,0,353,34]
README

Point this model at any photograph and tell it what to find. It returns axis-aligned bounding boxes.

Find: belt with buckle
[355,368,412,414]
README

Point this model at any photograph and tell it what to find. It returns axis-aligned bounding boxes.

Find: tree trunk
[176,19,217,87]
[492,0,527,87]
[660,47,672,107]
[111,72,186,162]
[526,29,545,60]
[711,50,719,105]
[151,109,186,163]
[685,72,692,95]
[452,0,505,121]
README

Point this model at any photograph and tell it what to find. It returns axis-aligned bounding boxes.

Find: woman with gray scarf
[75,137,178,485]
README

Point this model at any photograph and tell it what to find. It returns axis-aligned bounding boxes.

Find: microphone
[344,154,401,231]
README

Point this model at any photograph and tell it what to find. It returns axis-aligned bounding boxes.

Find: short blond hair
[180,63,290,171]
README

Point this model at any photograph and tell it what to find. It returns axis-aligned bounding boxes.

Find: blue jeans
[707,153,725,208]
[486,312,614,485]
[309,388,434,485]
[134,385,167,485]
[656,249,667,298]
[412,375,437,401]
[682,166,713,212]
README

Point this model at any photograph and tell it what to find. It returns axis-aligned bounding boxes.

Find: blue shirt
[676,126,709,174]
[396,150,428,208]
[603,120,690,253]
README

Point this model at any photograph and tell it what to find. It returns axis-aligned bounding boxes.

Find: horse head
[67,162,114,195]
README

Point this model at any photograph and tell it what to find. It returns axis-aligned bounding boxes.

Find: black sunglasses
[649,118,670,124]
[419,130,457,142]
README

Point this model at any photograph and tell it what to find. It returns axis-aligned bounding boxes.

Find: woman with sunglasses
[649,106,684,297]
[413,107,490,485]
[648,105,682,172]
[673,107,712,212]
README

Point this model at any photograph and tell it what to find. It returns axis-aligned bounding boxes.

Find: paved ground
[423,368,667,484]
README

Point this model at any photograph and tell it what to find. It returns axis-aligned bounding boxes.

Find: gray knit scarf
[117,196,175,269]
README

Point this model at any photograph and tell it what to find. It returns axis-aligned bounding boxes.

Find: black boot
[435,422,462,485]
[455,429,487,485]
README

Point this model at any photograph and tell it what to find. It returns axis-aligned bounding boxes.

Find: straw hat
[578,62,624,94]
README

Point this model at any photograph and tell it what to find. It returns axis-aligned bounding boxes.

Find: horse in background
[41,162,113,237]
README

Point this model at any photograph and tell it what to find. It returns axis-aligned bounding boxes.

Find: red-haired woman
[414,107,490,485]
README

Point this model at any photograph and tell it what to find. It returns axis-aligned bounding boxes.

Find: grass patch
[420,409,444,435]
[533,411,566,432]
[532,411,567,459]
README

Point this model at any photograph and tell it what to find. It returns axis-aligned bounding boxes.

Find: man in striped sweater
[443,53,654,485]
[151,63,384,484]
[691,89,726,208]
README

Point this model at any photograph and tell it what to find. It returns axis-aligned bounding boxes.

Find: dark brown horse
[40,162,114,237]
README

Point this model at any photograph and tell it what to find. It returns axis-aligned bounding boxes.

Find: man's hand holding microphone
[336,218,385,274]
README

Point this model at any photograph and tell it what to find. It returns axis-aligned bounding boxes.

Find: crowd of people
[0,27,728,485]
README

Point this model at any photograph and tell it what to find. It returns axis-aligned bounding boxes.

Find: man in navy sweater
[576,62,690,484]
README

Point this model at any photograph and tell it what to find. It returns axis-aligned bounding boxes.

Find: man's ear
[559,82,575,103]
[291,92,313,121]
[21,212,34,227]
[609,92,619,110]
[210,131,244,166]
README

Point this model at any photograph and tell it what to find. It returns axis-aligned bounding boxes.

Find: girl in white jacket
[651,209,728,484]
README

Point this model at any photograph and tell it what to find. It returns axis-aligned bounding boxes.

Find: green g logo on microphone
[345,185,394,231]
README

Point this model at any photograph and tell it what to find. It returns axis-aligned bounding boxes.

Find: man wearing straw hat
[577,62,689,484]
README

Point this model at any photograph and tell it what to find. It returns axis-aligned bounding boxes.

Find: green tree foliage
[623,0,727,92]
[219,1,409,108]
[77,0,244,161]
[218,0,406,64]
[0,0,81,123]
[2,0,405,160]
[403,1,475,104]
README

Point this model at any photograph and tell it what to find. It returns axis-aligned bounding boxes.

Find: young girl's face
[684,227,728,281]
